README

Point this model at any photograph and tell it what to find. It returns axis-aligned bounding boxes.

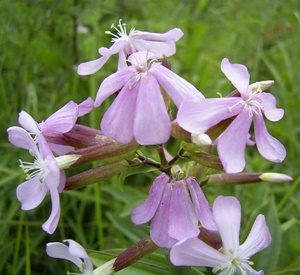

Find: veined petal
[48,142,74,156]
[258,92,284,122]
[77,56,110,75]
[240,215,272,258]
[150,184,177,248]
[42,101,78,134]
[213,196,241,253]
[168,181,199,241]
[131,173,169,225]
[170,237,227,267]
[150,63,204,107]
[133,40,177,57]
[7,126,39,154]
[77,97,94,117]
[94,66,135,107]
[217,112,252,173]
[46,242,82,268]
[16,177,48,210]
[221,58,250,96]
[134,73,171,145]
[187,178,218,231]
[131,28,184,42]
[100,83,138,144]
[177,98,242,134]
[253,115,286,162]
[42,187,60,234]
[18,111,40,134]
[98,39,128,56]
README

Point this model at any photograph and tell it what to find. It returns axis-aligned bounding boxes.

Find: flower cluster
[7,19,292,274]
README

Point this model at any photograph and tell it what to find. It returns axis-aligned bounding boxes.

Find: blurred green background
[1,0,300,274]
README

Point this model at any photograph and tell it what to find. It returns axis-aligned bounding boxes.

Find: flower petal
[42,101,78,134]
[132,28,184,42]
[170,237,227,267]
[150,63,204,107]
[16,177,48,210]
[258,92,284,122]
[187,178,218,231]
[217,112,252,173]
[42,187,60,234]
[94,66,135,107]
[7,126,38,153]
[221,58,250,96]
[77,97,94,117]
[240,214,272,258]
[253,115,286,162]
[18,111,40,133]
[100,83,138,144]
[150,183,177,248]
[213,196,241,253]
[177,98,242,134]
[134,73,171,145]
[133,40,177,57]
[46,242,83,268]
[168,181,199,241]
[98,39,129,56]
[77,56,110,75]
[131,173,169,225]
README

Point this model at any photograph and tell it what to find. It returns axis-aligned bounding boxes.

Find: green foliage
[1,0,300,274]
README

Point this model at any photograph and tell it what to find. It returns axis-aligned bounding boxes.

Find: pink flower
[95,51,204,145]
[18,97,94,155]
[77,19,184,74]
[131,173,217,248]
[46,239,93,275]
[170,196,272,275]
[177,58,286,173]
[7,127,65,234]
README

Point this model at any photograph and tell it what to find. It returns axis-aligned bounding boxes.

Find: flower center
[19,149,49,182]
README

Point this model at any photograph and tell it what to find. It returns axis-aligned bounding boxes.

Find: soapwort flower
[170,196,272,275]
[7,127,69,234]
[131,173,217,248]
[46,239,93,275]
[95,51,204,145]
[77,19,183,74]
[18,97,94,155]
[177,58,286,173]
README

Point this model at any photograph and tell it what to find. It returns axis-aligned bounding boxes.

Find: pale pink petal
[134,74,171,145]
[217,112,252,173]
[168,182,199,241]
[48,143,74,156]
[46,242,82,268]
[42,101,78,134]
[133,40,177,57]
[258,93,284,122]
[187,178,218,231]
[240,215,272,258]
[132,28,183,42]
[98,39,128,56]
[253,115,286,162]
[18,111,40,134]
[131,173,169,225]
[213,196,241,253]
[177,98,242,134]
[221,58,250,96]
[170,237,227,267]
[100,83,138,144]
[77,97,94,117]
[58,171,66,193]
[42,187,60,234]
[150,63,204,107]
[77,56,110,75]
[150,184,177,248]
[16,177,48,210]
[7,126,39,153]
[94,66,135,107]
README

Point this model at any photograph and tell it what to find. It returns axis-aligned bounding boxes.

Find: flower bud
[259,172,293,183]
[191,133,212,146]
[93,258,115,275]
[55,154,81,170]
[250,80,274,92]
[189,152,223,171]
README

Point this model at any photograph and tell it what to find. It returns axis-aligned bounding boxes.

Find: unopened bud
[191,133,212,146]
[55,154,81,169]
[259,172,293,183]
[205,172,261,186]
[250,80,274,92]
[189,152,223,171]
[93,258,115,275]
